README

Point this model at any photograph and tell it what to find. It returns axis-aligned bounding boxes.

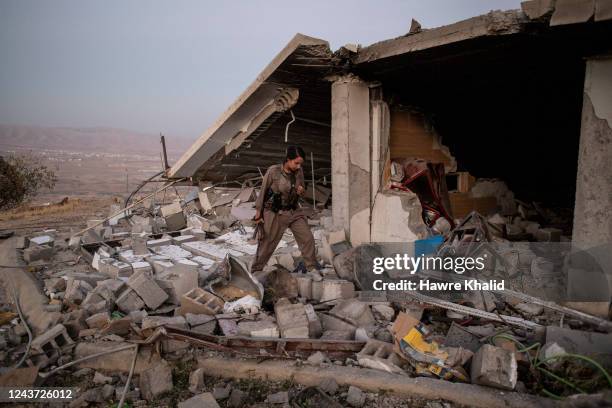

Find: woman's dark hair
[285,145,305,162]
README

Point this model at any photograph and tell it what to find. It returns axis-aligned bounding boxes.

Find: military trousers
[251,208,317,273]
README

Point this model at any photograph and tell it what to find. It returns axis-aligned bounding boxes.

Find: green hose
[489,333,612,397]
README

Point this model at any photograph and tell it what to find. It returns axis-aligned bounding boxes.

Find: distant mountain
[0,124,195,157]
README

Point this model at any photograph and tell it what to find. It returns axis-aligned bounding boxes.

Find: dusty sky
[0,0,521,140]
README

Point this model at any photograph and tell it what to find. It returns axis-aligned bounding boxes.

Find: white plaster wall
[370,192,428,243]
[331,81,350,233]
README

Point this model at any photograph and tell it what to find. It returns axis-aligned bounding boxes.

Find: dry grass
[0,198,84,221]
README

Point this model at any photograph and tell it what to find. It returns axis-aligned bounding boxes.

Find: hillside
[0,124,194,157]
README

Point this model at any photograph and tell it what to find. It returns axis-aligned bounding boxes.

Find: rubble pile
[0,182,610,407]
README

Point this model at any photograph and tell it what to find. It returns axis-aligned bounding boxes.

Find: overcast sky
[0,0,521,140]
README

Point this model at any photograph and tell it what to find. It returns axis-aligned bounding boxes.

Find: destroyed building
[1,2,612,407]
[170,1,611,265]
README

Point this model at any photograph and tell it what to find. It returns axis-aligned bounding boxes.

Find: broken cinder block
[115,289,146,314]
[318,279,355,302]
[237,320,279,338]
[470,344,517,390]
[294,274,313,299]
[127,272,168,310]
[28,324,74,368]
[107,260,133,278]
[85,312,110,329]
[140,360,173,400]
[357,339,404,374]
[23,244,54,263]
[321,229,347,265]
[147,237,173,248]
[179,288,224,316]
[275,298,310,338]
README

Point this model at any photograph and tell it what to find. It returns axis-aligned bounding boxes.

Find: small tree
[0,153,57,210]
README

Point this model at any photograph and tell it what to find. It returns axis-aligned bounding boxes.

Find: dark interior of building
[355,21,612,210]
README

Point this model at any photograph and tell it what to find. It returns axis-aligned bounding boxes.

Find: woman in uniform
[251,146,318,274]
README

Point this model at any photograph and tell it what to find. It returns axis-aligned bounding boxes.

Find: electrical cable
[123,170,165,212]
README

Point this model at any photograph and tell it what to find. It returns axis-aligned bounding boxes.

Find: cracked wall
[569,56,612,317]
[331,76,371,245]
[573,56,612,249]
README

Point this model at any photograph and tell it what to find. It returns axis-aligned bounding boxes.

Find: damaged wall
[389,109,456,173]
[572,56,612,249]
[370,191,428,242]
[331,75,371,245]
[353,26,599,210]
[332,78,431,245]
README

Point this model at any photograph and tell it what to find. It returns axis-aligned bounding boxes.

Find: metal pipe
[160,134,170,170]
[284,110,296,143]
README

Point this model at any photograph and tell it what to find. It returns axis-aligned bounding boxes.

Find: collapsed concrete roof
[168,34,334,180]
[169,0,612,182]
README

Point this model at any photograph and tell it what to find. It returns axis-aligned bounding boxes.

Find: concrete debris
[355,327,370,342]
[27,324,74,368]
[212,384,231,400]
[178,392,220,408]
[317,279,355,302]
[515,302,544,316]
[127,272,169,309]
[180,287,225,315]
[330,299,375,328]
[372,304,395,321]
[140,360,173,400]
[266,391,289,404]
[237,320,279,337]
[98,385,115,401]
[357,339,405,374]
[443,322,481,353]
[188,368,205,393]
[217,315,239,336]
[115,289,146,314]
[85,311,110,329]
[6,126,604,407]
[227,388,247,408]
[346,385,366,407]
[23,244,54,263]
[321,229,347,264]
[307,351,330,365]
[545,326,612,365]
[319,377,339,394]
[141,315,187,330]
[470,344,517,391]
[92,371,113,384]
[275,298,310,338]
